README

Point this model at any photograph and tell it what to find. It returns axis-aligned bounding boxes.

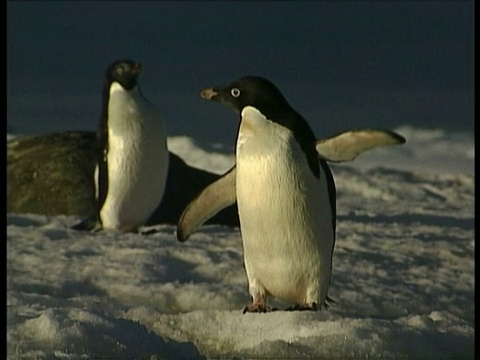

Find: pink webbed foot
[242,296,277,314]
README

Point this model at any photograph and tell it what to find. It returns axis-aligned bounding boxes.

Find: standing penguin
[183,76,336,312]
[92,59,169,232]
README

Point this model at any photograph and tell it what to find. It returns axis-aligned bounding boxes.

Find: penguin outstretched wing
[176,165,237,242]
[315,129,405,162]
[176,128,405,240]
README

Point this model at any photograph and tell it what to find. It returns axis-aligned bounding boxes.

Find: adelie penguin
[177,76,405,313]
[74,59,169,232]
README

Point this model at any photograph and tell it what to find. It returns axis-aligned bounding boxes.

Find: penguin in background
[177,76,405,312]
[75,59,169,232]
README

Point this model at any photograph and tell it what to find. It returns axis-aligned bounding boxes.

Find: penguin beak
[132,63,142,74]
[200,87,218,101]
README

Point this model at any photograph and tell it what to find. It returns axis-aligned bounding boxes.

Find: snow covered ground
[7,127,474,358]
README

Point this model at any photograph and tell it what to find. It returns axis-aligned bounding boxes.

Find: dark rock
[7,131,239,228]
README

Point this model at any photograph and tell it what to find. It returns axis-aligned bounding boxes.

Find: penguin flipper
[315,129,406,162]
[176,165,237,242]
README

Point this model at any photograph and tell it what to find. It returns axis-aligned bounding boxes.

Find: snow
[7,127,474,358]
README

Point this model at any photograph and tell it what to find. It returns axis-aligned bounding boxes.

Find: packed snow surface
[7,127,474,358]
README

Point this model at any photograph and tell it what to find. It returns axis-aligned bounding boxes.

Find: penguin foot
[242,302,276,314]
[140,228,160,235]
[324,295,337,309]
[285,302,317,311]
[71,216,102,232]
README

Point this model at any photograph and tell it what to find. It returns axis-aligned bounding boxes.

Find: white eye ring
[116,67,124,76]
[231,88,240,97]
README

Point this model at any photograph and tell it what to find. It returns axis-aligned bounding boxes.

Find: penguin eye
[231,88,241,98]
[116,67,124,76]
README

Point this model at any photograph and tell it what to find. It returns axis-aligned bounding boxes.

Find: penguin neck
[100,81,143,119]
[237,106,321,179]
[99,81,144,145]
[102,80,141,105]
[109,81,141,97]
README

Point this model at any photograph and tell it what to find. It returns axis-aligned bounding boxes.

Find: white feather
[99,82,169,231]
[236,106,334,306]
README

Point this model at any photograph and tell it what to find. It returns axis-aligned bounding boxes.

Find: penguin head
[200,76,292,115]
[201,76,321,178]
[106,59,142,91]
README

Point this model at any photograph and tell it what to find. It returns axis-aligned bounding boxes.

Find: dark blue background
[7,2,474,148]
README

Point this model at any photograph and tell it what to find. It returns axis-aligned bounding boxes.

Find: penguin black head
[106,59,142,91]
[200,76,294,117]
[201,75,322,178]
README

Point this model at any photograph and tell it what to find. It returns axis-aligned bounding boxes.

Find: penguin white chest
[99,83,169,231]
[236,106,334,305]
